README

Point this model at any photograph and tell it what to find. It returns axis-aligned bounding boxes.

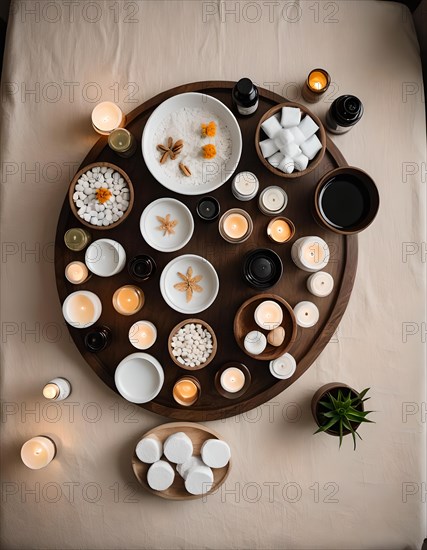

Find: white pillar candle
[147,460,175,491]
[201,439,231,468]
[220,367,245,393]
[129,321,157,350]
[258,186,288,215]
[21,436,56,469]
[91,101,124,135]
[307,271,334,297]
[291,236,330,272]
[293,301,320,328]
[232,171,259,200]
[65,261,89,284]
[269,353,297,379]
[42,378,71,401]
[254,300,283,330]
[136,435,163,464]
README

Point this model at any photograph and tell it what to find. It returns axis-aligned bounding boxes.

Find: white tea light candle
[21,436,56,469]
[232,171,259,201]
[65,261,89,284]
[254,300,283,330]
[129,321,157,350]
[269,353,297,379]
[220,367,246,393]
[307,271,334,297]
[42,378,71,401]
[293,301,320,328]
[291,236,330,272]
[258,186,288,215]
[91,102,124,135]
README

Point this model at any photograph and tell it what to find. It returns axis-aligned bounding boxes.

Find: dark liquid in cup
[319,175,370,230]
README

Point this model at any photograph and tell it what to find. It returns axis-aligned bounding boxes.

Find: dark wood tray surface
[54,81,357,421]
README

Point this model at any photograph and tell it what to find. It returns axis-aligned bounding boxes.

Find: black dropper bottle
[232,78,259,116]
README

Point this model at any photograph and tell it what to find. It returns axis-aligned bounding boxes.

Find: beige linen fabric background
[1,1,426,548]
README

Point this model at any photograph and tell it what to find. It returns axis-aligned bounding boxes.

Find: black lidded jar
[84,326,111,353]
[325,95,364,134]
[232,78,259,116]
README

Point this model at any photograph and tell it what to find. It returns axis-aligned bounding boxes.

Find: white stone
[100,167,107,173]
[90,216,98,225]
[147,460,175,491]
[163,432,193,464]
[136,435,163,464]
[201,439,231,469]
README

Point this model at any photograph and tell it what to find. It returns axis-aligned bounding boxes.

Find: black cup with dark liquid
[242,249,283,289]
[84,326,111,353]
[128,255,156,281]
[196,196,220,222]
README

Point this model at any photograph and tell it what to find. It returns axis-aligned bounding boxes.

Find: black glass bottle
[232,78,259,116]
[325,95,364,134]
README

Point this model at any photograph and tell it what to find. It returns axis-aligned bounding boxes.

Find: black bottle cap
[236,78,254,96]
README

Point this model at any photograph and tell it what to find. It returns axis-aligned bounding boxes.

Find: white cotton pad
[280,106,301,128]
[201,439,231,469]
[261,116,282,139]
[176,456,205,479]
[298,115,319,140]
[185,465,214,495]
[279,142,301,159]
[278,156,294,174]
[259,138,279,158]
[294,153,309,172]
[300,134,322,160]
[289,127,305,145]
[268,152,284,168]
[163,432,193,464]
[274,128,294,148]
[147,460,175,491]
[135,435,163,464]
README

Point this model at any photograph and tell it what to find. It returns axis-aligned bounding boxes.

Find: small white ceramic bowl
[85,238,126,277]
[140,198,194,253]
[62,290,102,329]
[115,353,164,403]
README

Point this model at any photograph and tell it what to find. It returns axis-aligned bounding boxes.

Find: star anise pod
[157,137,184,163]
[156,213,178,236]
[174,266,203,303]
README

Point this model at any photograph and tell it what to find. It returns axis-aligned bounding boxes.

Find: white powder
[152,107,232,187]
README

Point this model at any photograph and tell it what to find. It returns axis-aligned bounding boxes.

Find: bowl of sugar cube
[255,102,326,178]
[68,162,134,230]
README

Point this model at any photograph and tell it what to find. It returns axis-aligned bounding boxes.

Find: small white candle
[232,171,259,200]
[259,186,287,215]
[244,330,267,355]
[293,301,320,328]
[291,236,330,272]
[269,353,297,379]
[65,261,89,284]
[129,321,157,350]
[21,436,56,469]
[91,101,124,135]
[307,271,334,297]
[42,378,71,401]
[254,300,283,330]
[220,367,245,393]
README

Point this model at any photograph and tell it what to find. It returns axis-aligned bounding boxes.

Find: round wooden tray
[55,81,357,421]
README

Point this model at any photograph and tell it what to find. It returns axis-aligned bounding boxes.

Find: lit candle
[307,271,334,297]
[64,228,91,251]
[258,186,288,216]
[65,261,90,284]
[267,217,295,243]
[254,300,283,330]
[293,301,320,328]
[269,353,297,379]
[303,68,331,103]
[42,378,71,401]
[112,285,144,316]
[232,171,259,201]
[21,436,56,469]
[220,367,245,393]
[173,377,200,406]
[91,101,124,135]
[129,320,157,350]
[219,209,253,243]
[108,128,137,158]
[62,291,102,328]
[291,236,330,272]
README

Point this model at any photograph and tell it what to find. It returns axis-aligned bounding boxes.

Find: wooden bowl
[68,162,134,230]
[168,318,217,370]
[132,421,231,501]
[234,294,297,361]
[255,102,326,179]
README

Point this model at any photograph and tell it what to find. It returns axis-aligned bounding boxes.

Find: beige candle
[112,285,144,316]
[220,367,245,393]
[65,261,89,284]
[254,300,283,330]
[129,321,157,350]
[267,218,294,243]
[219,209,253,243]
[21,436,56,469]
[173,378,200,406]
[91,102,124,135]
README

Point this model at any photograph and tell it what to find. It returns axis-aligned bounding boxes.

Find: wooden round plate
[132,421,231,500]
[234,294,297,361]
[168,318,217,370]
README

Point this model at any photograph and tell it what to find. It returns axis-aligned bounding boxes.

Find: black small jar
[325,95,364,134]
[232,78,259,116]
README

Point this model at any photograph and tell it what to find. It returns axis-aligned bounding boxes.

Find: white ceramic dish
[140,198,194,253]
[115,353,164,404]
[85,238,126,277]
[160,254,219,314]
[141,92,242,196]
[62,290,102,329]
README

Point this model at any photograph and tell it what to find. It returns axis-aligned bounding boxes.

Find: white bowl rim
[114,352,164,403]
[85,238,126,277]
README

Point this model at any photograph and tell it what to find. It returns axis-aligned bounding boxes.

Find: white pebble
[100,167,107,173]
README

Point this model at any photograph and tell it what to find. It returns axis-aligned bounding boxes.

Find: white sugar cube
[294,153,309,171]
[274,128,294,148]
[259,138,279,158]
[278,156,295,174]
[268,152,284,168]
[300,134,323,160]
[280,142,301,159]
[289,127,305,145]
[261,115,282,139]
[298,115,319,140]
[281,106,301,128]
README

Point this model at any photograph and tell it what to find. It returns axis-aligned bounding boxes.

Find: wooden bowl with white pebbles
[168,319,217,370]
[132,422,231,500]
[68,162,134,230]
